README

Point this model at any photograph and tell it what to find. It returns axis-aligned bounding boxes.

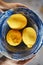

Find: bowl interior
[0,7,42,60]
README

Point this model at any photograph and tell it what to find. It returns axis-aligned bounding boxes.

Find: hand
[0,0,28,12]
[0,55,35,65]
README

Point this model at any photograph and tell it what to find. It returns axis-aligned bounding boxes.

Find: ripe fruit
[22,27,37,48]
[7,14,27,29]
[6,30,22,46]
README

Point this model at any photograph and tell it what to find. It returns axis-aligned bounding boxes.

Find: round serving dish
[0,7,43,60]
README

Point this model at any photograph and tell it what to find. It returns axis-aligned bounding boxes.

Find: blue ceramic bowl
[0,7,43,60]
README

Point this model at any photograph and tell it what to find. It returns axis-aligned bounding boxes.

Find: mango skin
[7,14,27,29]
[6,30,22,46]
[22,27,37,48]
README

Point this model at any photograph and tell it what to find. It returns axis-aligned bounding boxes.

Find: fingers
[9,3,28,8]
[0,0,8,7]
[0,0,28,11]
[0,7,10,11]
[0,3,28,11]
[0,9,4,13]
[0,55,35,65]
[7,3,28,9]
[0,0,9,11]
[15,55,35,65]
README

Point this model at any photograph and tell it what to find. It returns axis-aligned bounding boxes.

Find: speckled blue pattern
[0,7,43,60]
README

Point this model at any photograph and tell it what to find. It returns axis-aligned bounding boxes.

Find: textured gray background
[3,0,43,65]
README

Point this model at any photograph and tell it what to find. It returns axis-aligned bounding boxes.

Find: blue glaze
[0,7,43,60]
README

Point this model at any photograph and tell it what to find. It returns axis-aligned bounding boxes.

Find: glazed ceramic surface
[0,7,43,60]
